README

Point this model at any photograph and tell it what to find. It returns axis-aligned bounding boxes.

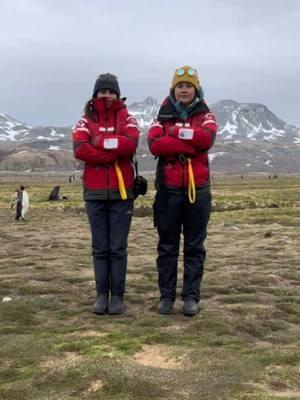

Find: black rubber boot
[157,298,174,315]
[93,293,108,315]
[108,295,125,315]
[182,299,199,316]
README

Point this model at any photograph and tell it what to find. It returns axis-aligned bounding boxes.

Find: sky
[0,0,299,127]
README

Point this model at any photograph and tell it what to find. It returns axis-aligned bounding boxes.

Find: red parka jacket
[147,97,217,191]
[72,97,140,200]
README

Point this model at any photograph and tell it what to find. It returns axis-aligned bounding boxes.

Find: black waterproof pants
[85,200,133,296]
[154,188,211,303]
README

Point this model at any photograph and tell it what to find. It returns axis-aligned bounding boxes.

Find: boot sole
[157,308,174,315]
[108,310,125,315]
[93,308,107,315]
[182,308,199,316]
[183,311,198,316]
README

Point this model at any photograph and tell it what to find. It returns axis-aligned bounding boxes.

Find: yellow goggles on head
[176,68,197,77]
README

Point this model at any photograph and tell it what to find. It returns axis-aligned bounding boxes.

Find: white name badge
[178,128,194,140]
[104,138,118,149]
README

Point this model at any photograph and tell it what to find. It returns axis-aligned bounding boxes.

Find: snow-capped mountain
[208,100,300,173]
[129,96,159,118]
[0,113,74,171]
[0,113,71,149]
[128,97,160,156]
[0,113,32,141]
[129,96,159,132]
[0,98,299,173]
[211,99,300,145]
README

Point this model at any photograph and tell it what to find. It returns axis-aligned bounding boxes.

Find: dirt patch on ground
[251,382,300,399]
[79,330,109,338]
[269,391,300,399]
[134,344,183,369]
[64,330,109,339]
[87,379,104,393]
[41,351,83,370]
[160,324,186,334]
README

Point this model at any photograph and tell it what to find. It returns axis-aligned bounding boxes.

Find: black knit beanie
[92,73,121,98]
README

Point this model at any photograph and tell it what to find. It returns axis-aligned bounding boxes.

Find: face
[174,82,196,105]
[97,89,118,106]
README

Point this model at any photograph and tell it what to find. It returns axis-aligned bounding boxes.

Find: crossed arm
[147,113,218,157]
[72,116,139,164]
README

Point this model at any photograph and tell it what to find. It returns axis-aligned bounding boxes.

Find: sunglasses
[176,68,197,77]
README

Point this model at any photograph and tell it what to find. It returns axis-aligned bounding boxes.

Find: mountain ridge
[0,99,299,173]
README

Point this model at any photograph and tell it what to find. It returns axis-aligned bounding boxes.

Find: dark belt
[164,154,188,165]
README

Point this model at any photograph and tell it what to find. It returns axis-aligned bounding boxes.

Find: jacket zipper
[181,120,189,191]
[105,110,110,199]
[182,163,185,191]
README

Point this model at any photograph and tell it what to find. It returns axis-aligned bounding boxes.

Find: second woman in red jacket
[73,73,140,315]
[148,66,218,316]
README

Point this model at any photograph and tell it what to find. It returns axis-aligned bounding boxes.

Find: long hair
[83,98,98,122]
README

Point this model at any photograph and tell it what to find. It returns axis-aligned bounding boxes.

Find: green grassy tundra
[0,174,299,400]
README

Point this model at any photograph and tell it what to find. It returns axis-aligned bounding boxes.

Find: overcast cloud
[0,0,299,126]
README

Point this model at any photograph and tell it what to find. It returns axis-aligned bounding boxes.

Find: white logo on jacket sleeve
[73,119,90,133]
[202,113,217,128]
[150,118,163,128]
[126,117,139,129]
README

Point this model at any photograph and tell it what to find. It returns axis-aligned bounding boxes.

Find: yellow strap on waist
[187,158,196,204]
[115,160,127,200]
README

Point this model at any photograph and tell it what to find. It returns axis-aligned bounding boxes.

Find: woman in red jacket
[73,73,140,315]
[147,66,218,316]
